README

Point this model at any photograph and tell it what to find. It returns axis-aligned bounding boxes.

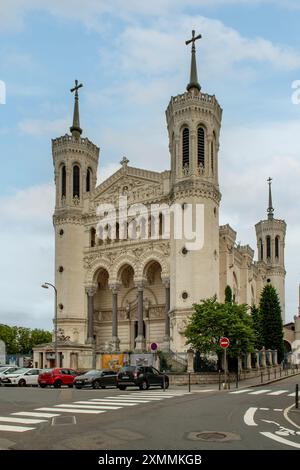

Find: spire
[70,79,83,138]
[185,30,202,92]
[267,177,274,220]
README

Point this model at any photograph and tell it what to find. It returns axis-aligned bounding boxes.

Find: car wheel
[54,380,62,388]
[92,380,100,389]
[118,385,126,391]
[39,384,47,388]
[68,384,73,388]
[101,385,106,389]
[18,379,26,387]
[161,380,169,389]
[75,385,82,389]
[139,380,149,391]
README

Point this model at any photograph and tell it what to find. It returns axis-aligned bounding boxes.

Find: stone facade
[33,42,286,370]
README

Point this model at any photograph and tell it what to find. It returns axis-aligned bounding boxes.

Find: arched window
[61,165,66,198]
[275,236,279,258]
[116,223,120,241]
[73,165,80,198]
[266,236,271,259]
[159,213,163,237]
[182,127,189,169]
[259,238,263,261]
[86,168,91,192]
[90,227,96,247]
[197,126,205,168]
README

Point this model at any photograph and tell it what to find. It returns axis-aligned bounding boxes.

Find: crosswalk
[0,390,189,434]
[229,388,295,397]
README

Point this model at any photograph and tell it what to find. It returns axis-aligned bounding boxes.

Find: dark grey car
[74,369,117,389]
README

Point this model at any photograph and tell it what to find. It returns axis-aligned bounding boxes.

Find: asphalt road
[0,376,299,450]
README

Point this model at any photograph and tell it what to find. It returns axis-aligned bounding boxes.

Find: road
[0,375,299,450]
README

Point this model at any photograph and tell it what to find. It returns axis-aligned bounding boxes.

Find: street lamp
[41,282,58,367]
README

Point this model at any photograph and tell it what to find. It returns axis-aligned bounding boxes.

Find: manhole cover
[52,416,76,426]
[187,431,240,442]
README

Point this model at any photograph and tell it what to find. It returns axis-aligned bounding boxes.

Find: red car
[38,368,78,388]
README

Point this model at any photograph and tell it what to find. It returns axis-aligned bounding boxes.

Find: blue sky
[0,0,300,329]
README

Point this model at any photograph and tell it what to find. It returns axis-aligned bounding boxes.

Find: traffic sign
[219,337,230,348]
[150,342,158,352]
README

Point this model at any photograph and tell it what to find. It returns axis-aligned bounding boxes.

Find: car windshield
[11,368,28,374]
[120,366,135,372]
[0,367,9,372]
[82,370,99,376]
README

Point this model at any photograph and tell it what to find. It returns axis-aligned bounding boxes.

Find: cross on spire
[185,30,202,92]
[70,79,83,138]
[267,177,274,220]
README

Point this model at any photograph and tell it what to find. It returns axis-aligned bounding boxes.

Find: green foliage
[259,285,284,362]
[0,324,52,355]
[224,285,233,303]
[184,297,256,358]
[251,305,263,349]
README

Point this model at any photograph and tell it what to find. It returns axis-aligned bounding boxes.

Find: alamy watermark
[95,196,205,251]
[0,80,6,104]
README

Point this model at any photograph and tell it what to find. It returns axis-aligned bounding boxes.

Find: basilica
[33,33,286,370]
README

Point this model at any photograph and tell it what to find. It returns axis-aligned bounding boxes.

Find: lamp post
[42,282,58,367]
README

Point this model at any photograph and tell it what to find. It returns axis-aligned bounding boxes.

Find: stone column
[246,352,252,369]
[110,283,120,352]
[86,286,96,344]
[255,350,260,369]
[267,349,273,366]
[261,347,266,368]
[273,350,278,366]
[135,281,146,351]
[187,349,195,373]
[161,279,170,352]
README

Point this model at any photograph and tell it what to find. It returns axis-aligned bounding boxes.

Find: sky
[0,0,300,330]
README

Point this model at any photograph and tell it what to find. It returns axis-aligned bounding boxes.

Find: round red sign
[219,337,230,348]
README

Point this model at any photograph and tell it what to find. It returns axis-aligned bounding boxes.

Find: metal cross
[70,79,83,97]
[267,177,272,185]
[185,30,202,47]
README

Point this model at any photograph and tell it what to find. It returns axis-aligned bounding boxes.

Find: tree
[31,329,52,347]
[18,327,31,354]
[251,305,263,349]
[259,285,284,363]
[0,324,19,354]
[0,324,52,355]
[184,297,256,359]
[224,285,233,303]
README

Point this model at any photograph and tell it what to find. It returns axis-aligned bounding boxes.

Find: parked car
[1,368,43,386]
[38,368,78,388]
[117,366,169,390]
[0,366,20,384]
[74,369,117,389]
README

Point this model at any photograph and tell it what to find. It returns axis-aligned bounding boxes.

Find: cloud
[18,118,69,137]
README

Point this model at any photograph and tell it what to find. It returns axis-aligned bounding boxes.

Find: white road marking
[244,407,258,426]
[260,432,300,449]
[230,389,252,394]
[267,390,288,396]
[284,403,300,430]
[0,424,35,433]
[74,401,121,409]
[274,409,283,412]
[54,404,111,410]
[0,417,47,424]
[259,408,270,411]
[36,407,105,414]
[90,400,137,406]
[12,412,61,418]
[249,389,272,395]
[288,393,295,397]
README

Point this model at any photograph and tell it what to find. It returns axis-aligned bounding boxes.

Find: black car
[74,369,117,389]
[117,366,169,391]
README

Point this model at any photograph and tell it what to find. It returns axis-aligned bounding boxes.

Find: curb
[247,371,300,388]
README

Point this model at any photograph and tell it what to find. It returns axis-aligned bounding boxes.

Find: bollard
[268,368,270,381]
[218,370,221,391]
[274,368,276,379]
[280,367,282,378]
[163,373,166,392]
[236,372,239,389]
[261,371,263,384]
[296,384,299,409]
[228,374,231,390]
[188,372,191,393]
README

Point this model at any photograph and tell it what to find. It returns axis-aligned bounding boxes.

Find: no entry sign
[220,337,230,348]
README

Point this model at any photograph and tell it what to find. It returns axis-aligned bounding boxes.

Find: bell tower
[52,81,99,346]
[255,178,286,321]
[166,31,223,351]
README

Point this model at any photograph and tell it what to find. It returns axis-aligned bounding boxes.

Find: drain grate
[187,431,240,442]
[51,416,76,426]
